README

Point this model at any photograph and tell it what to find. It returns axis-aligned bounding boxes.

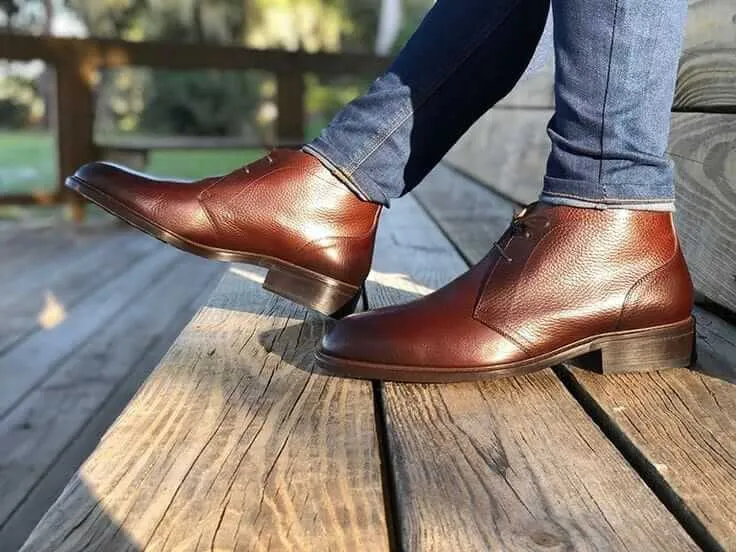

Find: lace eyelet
[524,232,531,239]
[506,257,513,263]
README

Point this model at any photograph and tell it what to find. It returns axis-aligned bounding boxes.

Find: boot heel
[263,264,361,318]
[597,318,695,374]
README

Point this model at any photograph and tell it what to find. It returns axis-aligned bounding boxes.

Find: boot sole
[314,317,696,382]
[66,176,362,318]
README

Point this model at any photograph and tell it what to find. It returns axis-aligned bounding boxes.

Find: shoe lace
[492,205,545,263]
[243,149,276,175]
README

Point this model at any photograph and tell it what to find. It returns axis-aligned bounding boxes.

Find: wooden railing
[0,33,389,219]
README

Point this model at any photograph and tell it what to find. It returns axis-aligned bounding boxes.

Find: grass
[147,148,263,179]
[0,130,264,194]
[0,130,265,220]
[0,131,57,194]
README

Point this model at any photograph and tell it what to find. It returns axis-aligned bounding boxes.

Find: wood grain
[0,246,182,420]
[562,320,736,549]
[669,112,736,313]
[0,253,222,551]
[0,233,157,354]
[416,162,736,550]
[21,266,388,551]
[365,186,696,551]
[675,0,736,111]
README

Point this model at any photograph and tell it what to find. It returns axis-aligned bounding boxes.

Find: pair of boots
[68,149,695,382]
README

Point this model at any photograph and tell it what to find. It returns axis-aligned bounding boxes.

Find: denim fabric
[306,0,551,204]
[306,0,687,209]
[542,0,687,208]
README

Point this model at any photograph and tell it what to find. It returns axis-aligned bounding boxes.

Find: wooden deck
[17,166,736,551]
[0,218,225,551]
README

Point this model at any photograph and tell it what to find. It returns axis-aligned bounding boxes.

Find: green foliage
[0,1,434,136]
[139,70,266,137]
[0,72,44,129]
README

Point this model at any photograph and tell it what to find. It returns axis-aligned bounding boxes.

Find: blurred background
[0,0,433,218]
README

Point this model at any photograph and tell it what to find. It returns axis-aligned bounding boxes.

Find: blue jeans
[305,0,688,211]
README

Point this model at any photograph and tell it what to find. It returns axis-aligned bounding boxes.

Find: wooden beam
[669,112,736,313]
[675,48,736,113]
[54,59,96,222]
[674,0,736,112]
[276,72,306,145]
[0,33,388,75]
[0,192,60,206]
[96,135,264,150]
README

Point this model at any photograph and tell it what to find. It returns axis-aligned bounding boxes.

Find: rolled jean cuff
[302,142,390,206]
[541,175,675,211]
[540,192,675,212]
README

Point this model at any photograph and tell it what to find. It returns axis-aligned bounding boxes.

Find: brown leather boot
[317,203,695,382]
[66,150,381,317]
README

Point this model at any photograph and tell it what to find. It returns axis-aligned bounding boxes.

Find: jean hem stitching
[541,190,675,204]
[302,144,388,205]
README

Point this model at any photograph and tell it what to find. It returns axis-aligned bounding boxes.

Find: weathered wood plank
[366,189,696,550]
[0,221,121,284]
[0,277,220,552]
[413,164,517,263]
[670,112,736,313]
[416,163,736,550]
[0,244,181,420]
[0,232,157,354]
[675,0,736,111]
[0,255,222,551]
[561,321,736,550]
[21,266,388,551]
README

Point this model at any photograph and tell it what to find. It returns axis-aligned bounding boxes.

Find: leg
[306,0,551,205]
[542,0,688,210]
[319,0,695,382]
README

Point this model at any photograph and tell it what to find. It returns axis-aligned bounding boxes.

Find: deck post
[276,71,306,146]
[54,56,97,223]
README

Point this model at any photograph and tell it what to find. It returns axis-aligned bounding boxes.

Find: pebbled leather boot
[317,203,695,381]
[67,150,381,317]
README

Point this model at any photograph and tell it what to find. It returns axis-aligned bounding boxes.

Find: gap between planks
[0,253,223,551]
[21,265,390,551]
[364,191,698,551]
[412,162,736,551]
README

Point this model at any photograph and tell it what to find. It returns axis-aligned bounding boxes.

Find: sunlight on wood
[37,291,66,329]
[367,269,436,296]
[228,265,266,284]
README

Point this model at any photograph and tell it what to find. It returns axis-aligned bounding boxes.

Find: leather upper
[72,149,381,286]
[321,203,694,368]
